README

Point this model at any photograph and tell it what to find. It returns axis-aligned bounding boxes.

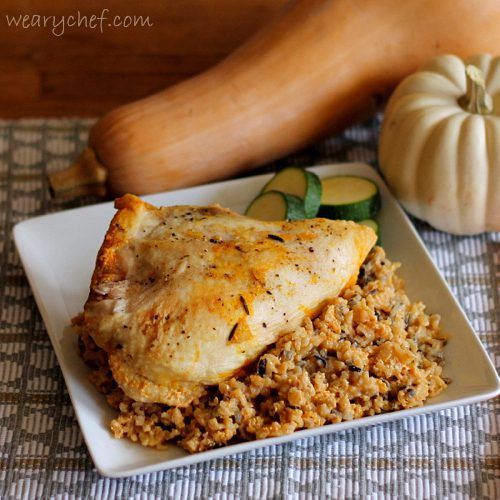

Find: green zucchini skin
[317,196,380,220]
[302,171,322,218]
[245,190,306,221]
[262,167,322,218]
[318,176,381,221]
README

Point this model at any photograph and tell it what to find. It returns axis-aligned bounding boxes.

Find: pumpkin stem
[48,148,107,198]
[459,65,493,115]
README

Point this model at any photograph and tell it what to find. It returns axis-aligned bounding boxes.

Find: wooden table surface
[0,0,287,118]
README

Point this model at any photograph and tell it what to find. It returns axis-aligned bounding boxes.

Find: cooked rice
[76,247,448,453]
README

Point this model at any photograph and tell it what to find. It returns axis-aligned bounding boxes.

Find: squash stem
[459,65,493,115]
[48,148,107,198]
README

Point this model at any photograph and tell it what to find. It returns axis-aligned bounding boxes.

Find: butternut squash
[50,0,500,198]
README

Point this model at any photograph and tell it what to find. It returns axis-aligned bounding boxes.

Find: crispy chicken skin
[81,194,376,406]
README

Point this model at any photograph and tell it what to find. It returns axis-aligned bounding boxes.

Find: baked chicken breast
[81,194,376,406]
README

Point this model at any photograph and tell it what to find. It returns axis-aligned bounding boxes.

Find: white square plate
[13,163,500,478]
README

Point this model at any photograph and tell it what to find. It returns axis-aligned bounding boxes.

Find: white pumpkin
[379,54,500,234]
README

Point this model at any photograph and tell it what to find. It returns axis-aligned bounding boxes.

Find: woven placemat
[0,118,498,499]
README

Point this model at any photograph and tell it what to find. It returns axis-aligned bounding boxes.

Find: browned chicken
[81,194,376,406]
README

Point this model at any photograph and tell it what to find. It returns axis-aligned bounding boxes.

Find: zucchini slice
[318,176,381,221]
[358,218,379,235]
[245,190,306,221]
[262,167,322,218]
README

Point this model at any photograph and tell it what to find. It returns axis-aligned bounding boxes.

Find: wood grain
[0,0,287,117]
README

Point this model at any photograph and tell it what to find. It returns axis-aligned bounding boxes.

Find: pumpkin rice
[76,246,448,453]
